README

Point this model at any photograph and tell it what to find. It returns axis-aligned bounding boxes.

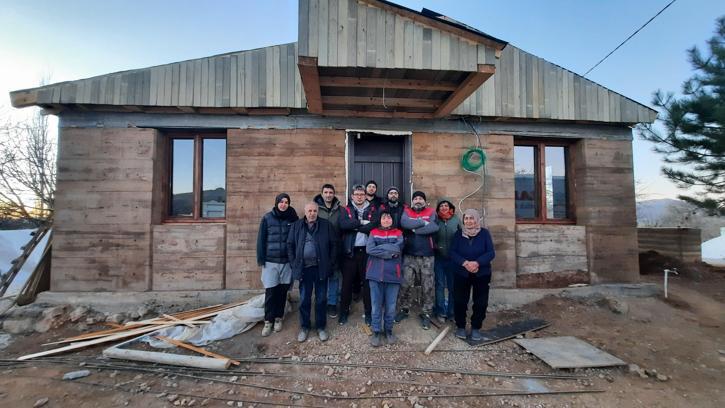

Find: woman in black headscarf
[256,193,298,337]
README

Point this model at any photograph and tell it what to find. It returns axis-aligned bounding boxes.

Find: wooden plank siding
[24,43,305,110]
[300,0,483,72]
[450,45,656,123]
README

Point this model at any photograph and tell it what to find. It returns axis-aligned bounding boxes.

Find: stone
[106,313,126,324]
[33,398,49,407]
[344,352,351,360]
[69,306,89,322]
[62,370,91,380]
[326,367,334,376]
[35,305,68,333]
[229,376,238,382]
[226,402,234,406]
[0,333,12,350]
[3,318,35,334]
[167,394,179,402]
[656,374,669,382]
[606,298,629,315]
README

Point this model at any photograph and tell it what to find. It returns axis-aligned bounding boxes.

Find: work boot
[421,314,431,330]
[273,317,283,332]
[394,308,409,323]
[261,321,273,337]
[338,312,348,325]
[470,329,483,342]
[297,328,309,343]
[327,305,338,318]
[370,332,382,347]
[352,292,361,303]
[455,327,467,339]
[385,330,397,345]
[318,329,329,342]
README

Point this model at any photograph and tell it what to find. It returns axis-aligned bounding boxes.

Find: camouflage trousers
[399,255,435,315]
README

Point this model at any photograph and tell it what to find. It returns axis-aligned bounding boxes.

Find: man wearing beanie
[365,180,383,208]
[378,186,405,229]
[399,190,439,330]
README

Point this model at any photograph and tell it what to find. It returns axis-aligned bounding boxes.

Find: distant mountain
[636,198,682,225]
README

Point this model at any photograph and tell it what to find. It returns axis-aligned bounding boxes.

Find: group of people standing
[256,181,496,346]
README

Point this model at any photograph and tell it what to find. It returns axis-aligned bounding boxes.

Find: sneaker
[261,321,273,337]
[338,313,348,325]
[394,309,409,323]
[470,329,483,342]
[273,318,283,332]
[327,305,338,318]
[297,328,309,343]
[318,329,329,342]
[370,332,382,347]
[385,331,398,345]
[421,314,431,330]
[455,327,467,339]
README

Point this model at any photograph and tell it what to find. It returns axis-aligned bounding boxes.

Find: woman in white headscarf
[448,209,496,342]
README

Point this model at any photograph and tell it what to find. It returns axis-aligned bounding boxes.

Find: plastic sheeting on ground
[144,294,271,348]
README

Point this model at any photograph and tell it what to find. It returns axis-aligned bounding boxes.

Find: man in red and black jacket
[398,190,439,330]
[338,184,379,325]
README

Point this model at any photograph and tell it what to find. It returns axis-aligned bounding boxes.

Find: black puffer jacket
[256,207,299,265]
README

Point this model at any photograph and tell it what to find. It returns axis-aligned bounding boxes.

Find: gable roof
[9,0,657,124]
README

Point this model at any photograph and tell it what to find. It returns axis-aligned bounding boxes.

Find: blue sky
[2,0,723,200]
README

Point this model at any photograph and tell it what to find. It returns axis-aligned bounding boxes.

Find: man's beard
[412,203,424,210]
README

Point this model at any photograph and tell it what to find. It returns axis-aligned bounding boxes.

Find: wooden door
[348,132,410,203]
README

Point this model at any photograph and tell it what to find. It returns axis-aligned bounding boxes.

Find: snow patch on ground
[0,229,49,296]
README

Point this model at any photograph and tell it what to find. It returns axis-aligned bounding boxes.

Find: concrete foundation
[30,284,659,314]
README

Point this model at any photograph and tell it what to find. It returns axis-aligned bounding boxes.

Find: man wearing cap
[398,190,439,329]
[365,180,383,208]
[378,186,406,229]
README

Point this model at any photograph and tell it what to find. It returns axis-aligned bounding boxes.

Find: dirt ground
[0,264,723,408]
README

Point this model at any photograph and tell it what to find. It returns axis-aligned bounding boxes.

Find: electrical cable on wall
[458,117,487,219]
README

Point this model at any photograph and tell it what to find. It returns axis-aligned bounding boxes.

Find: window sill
[516,219,577,225]
[162,218,227,224]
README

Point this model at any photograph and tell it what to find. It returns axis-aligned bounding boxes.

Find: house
[9,0,656,293]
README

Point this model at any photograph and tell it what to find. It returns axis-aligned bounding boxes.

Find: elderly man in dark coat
[287,202,338,342]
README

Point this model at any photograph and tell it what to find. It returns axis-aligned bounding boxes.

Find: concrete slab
[514,336,626,369]
[30,283,659,314]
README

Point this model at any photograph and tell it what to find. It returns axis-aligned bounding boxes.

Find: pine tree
[639,16,725,216]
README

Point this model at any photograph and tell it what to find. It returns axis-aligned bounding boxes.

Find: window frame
[514,138,576,224]
[165,132,227,223]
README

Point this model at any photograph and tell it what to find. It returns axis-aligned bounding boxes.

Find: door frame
[345,129,412,205]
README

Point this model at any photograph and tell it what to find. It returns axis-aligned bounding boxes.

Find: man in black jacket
[314,184,343,318]
[365,180,383,207]
[287,202,338,342]
[338,184,379,325]
[378,186,406,229]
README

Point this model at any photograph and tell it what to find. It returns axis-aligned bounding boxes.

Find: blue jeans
[327,271,340,306]
[299,266,328,330]
[368,280,400,333]
[434,256,454,318]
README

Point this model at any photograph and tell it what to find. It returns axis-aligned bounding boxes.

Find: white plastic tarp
[144,294,270,348]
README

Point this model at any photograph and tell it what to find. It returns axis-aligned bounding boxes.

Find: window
[514,140,573,223]
[168,134,226,221]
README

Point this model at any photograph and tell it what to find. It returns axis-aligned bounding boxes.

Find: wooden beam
[319,76,458,91]
[155,336,241,366]
[358,0,506,51]
[321,109,433,119]
[9,89,39,108]
[322,95,440,109]
[247,108,291,116]
[434,64,495,118]
[297,56,323,114]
